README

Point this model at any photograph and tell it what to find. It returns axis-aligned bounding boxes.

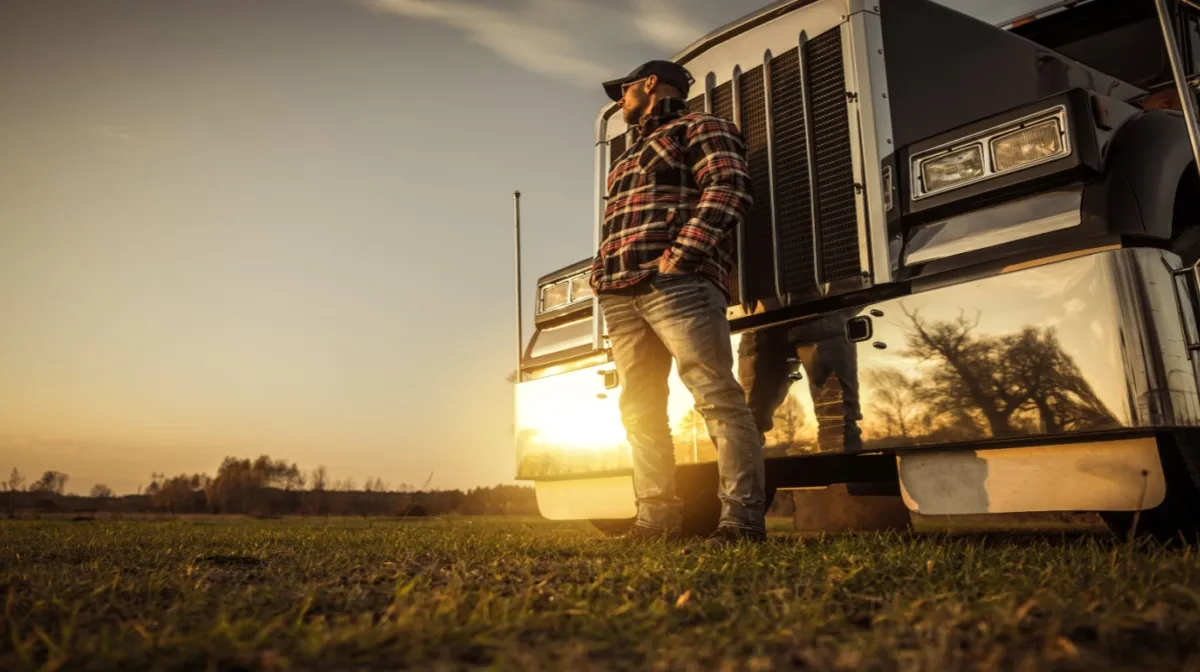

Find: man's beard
[622,101,646,126]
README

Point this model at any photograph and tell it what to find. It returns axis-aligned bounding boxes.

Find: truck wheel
[589,464,777,538]
[677,463,778,537]
[1100,432,1200,545]
[589,518,635,536]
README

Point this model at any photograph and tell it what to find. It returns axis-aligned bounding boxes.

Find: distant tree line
[1,458,539,518]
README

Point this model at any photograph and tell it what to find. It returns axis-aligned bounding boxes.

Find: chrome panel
[516,248,1200,479]
[527,318,594,361]
[516,362,632,480]
[904,188,1083,265]
[845,7,895,284]
[839,21,873,285]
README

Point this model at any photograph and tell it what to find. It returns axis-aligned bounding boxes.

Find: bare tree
[30,470,68,495]
[89,484,115,498]
[864,367,927,439]
[900,306,1115,440]
[310,466,328,492]
[767,393,806,449]
[5,468,24,493]
[146,472,166,496]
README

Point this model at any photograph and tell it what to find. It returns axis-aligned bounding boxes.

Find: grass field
[3,517,1200,671]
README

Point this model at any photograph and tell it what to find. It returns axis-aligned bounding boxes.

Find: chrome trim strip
[671,0,836,64]
[731,65,744,130]
[996,0,1083,28]
[797,30,824,293]
[592,111,609,351]
[903,188,1083,265]
[704,71,715,113]
[910,106,1071,201]
[732,65,751,312]
[763,48,785,303]
[1155,0,1200,175]
[846,8,895,285]
[839,21,873,286]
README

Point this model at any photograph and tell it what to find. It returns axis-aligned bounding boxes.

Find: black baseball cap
[602,60,695,102]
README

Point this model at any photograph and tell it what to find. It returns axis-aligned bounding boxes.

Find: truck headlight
[540,281,571,313]
[912,106,1070,201]
[920,144,985,195]
[538,271,593,314]
[990,118,1066,172]
[569,274,594,302]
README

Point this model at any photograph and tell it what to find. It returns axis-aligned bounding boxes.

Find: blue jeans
[598,273,766,534]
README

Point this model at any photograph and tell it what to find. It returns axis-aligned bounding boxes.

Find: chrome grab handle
[1156,0,1200,174]
[1169,258,1200,356]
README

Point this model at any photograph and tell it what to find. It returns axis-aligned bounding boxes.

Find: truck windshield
[938,0,1066,25]
[937,0,1194,96]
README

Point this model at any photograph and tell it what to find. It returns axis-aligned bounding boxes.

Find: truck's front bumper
[515,247,1200,481]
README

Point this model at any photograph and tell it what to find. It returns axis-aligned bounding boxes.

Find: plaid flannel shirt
[590,97,753,299]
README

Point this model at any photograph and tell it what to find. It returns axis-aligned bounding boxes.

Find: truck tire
[589,518,636,536]
[1100,432,1200,545]
[589,463,777,538]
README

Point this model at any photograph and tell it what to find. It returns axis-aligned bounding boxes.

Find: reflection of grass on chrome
[3,516,1198,670]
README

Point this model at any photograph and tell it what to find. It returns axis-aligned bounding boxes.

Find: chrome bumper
[515,248,1200,480]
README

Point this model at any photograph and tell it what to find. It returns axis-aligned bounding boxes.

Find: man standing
[590,60,766,543]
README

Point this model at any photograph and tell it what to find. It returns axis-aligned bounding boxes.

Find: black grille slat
[609,133,626,169]
[769,48,817,296]
[711,81,738,303]
[807,30,860,283]
[712,82,734,121]
[687,95,706,114]
[737,66,776,303]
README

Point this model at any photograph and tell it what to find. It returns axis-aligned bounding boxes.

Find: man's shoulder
[681,111,734,129]
[677,112,742,139]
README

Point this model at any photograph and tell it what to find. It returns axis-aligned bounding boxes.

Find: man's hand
[657,250,685,275]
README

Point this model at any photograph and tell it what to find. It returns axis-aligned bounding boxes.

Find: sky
[0,0,1042,495]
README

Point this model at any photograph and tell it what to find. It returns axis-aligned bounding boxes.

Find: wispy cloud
[630,0,707,51]
[95,125,134,141]
[361,0,710,86]
[363,0,610,84]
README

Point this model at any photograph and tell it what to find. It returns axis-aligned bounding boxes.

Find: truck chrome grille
[602,26,861,306]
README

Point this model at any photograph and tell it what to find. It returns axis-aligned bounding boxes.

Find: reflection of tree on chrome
[895,306,1118,440]
[768,394,807,454]
[863,367,926,440]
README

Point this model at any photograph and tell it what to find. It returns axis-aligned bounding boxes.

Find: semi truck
[513,0,1200,542]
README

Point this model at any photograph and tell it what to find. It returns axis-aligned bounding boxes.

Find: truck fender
[1085,110,1196,241]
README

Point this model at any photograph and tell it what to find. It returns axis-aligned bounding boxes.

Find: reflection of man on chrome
[738,314,863,453]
